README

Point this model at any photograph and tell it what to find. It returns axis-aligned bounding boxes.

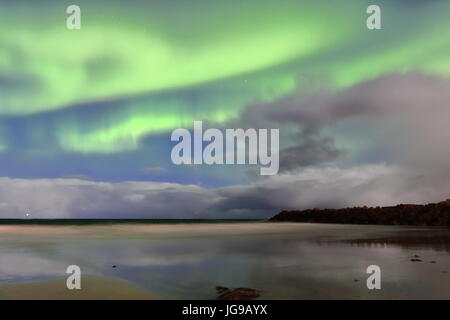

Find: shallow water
[0,222,449,299]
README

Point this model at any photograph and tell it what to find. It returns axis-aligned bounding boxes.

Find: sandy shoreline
[0,222,421,242]
[0,276,154,300]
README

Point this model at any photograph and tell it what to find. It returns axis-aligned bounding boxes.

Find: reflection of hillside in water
[343,231,450,252]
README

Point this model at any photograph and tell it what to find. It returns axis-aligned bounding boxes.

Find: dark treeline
[270,200,450,226]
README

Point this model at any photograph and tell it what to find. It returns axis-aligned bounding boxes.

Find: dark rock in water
[269,199,450,226]
[112,265,117,268]
[218,288,260,300]
[414,255,420,258]
[431,261,436,263]
[216,286,229,294]
[410,258,422,262]
[353,279,359,282]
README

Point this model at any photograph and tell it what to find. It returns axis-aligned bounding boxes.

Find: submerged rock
[215,286,229,294]
[217,287,260,300]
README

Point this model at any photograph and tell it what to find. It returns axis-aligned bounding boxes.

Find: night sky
[1,0,450,218]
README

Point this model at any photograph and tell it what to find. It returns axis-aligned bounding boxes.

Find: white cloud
[0,178,219,219]
[0,163,448,219]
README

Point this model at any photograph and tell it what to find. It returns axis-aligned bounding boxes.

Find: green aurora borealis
[1,0,450,183]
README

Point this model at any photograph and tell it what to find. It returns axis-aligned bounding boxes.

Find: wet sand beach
[0,276,153,300]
